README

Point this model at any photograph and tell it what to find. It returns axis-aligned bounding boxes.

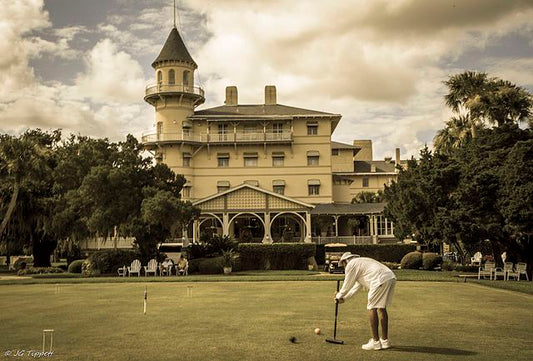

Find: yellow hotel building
[142,27,405,245]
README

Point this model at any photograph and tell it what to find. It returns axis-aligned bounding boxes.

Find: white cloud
[74,39,146,104]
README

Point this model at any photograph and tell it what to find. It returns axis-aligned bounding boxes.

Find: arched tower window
[183,70,190,87]
[168,69,175,85]
[157,71,162,85]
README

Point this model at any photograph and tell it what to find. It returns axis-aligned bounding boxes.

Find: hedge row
[84,249,141,275]
[315,244,417,264]
[237,243,316,270]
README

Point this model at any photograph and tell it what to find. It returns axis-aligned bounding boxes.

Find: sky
[1,0,532,159]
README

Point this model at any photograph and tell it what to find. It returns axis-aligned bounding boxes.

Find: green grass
[0,281,531,361]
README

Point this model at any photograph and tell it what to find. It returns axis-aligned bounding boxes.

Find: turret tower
[144,26,204,142]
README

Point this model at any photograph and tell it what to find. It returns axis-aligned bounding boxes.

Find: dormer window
[168,69,175,85]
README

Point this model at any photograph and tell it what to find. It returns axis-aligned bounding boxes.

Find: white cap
[339,252,359,264]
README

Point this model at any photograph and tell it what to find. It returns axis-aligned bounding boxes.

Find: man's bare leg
[368,309,379,341]
[378,308,388,340]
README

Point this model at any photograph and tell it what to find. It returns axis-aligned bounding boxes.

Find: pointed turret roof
[152,27,197,68]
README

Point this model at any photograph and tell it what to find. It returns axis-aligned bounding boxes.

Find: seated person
[161,258,174,275]
[177,255,188,276]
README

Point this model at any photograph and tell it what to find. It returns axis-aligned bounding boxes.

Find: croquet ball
[314,328,321,335]
[289,336,298,343]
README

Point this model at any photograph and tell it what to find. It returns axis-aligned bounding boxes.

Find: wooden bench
[457,274,477,283]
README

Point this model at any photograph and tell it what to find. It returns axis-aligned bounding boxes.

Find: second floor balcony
[144,83,205,105]
[141,130,293,145]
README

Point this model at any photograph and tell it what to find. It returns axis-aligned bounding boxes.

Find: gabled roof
[311,202,386,215]
[193,183,314,209]
[152,27,197,68]
[192,104,339,118]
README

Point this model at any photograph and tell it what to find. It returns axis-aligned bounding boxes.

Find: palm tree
[433,115,479,152]
[0,130,57,266]
[444,71,533,131]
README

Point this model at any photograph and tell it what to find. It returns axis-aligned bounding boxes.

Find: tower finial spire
[173,0,176,28]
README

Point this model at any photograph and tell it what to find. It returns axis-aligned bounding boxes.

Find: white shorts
[367,279,396,310]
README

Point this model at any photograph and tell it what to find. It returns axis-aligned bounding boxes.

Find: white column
[263,213,272,243]
[305,212,312,243]
[223,213,230,237]
[192,219,199,243]
[334,215,339,237]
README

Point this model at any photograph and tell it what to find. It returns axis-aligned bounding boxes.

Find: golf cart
[324,243,347,273]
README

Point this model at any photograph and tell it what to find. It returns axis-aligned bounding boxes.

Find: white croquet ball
[314,327,321,335]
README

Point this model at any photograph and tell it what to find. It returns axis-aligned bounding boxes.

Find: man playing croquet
[334,252,396,351]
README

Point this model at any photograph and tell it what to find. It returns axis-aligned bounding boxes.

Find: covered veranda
[310,203,397,245]
[190,184,314,244]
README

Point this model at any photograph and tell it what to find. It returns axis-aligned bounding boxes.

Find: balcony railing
[141,132,202,143]
[141,131,293,145]
[201,131,292,143]
[145,83,205,98]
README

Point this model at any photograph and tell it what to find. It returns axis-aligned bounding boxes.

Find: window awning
[243,152,258,158]
[272,180,285,186]
[183,152,192,158]
[306,120,318,125]
[217,181,230,187]
[307,150,319,157]
[271,151,285,157]
[184,182,192,187]
[182,121,192,128]
[308,179,321,185]
[217,153,229,158]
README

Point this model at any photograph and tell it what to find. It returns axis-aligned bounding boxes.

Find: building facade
[142,27,405,245]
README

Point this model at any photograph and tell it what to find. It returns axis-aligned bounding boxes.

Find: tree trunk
[0,181,20,243]
[32,232,56,268]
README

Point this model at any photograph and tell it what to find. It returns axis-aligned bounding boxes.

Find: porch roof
[311,202,386,215]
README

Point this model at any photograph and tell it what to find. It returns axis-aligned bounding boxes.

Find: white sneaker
[362,338,382,351]
[380,338,391,349]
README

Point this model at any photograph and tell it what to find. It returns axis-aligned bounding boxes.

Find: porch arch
[270,211,307,242]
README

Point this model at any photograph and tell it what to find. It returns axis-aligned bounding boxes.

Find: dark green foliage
[188,256,224,274]
[237,243,316,270]
[400,251,423,269]
[86,249,140,274]
[67,259,85,273]
[422,252,443,270]
[316,244,416,264]
[17,267,64,275]
[186,235,238,260]
[13,257,33,271]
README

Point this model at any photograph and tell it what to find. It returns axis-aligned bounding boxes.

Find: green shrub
[316,244,416,264]
[17,267,64,276]
[422,252,443,270]
[186,242,211,259]
[441,259,455,271]
[238,243,316,270]
[188,256,224,274]
[85,249,141,275]
[400,251,423,269]
[67,259,85,273]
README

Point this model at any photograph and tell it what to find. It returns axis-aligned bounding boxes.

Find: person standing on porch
[334,252,396,351]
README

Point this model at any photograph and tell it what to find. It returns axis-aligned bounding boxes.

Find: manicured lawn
[0,281,531,361]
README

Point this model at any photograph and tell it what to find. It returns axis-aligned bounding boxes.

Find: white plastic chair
[128,259,141,277]
[507,262,529,281]
[144,259,158,277]
[478,261,495,280]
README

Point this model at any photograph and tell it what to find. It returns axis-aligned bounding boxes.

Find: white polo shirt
[336,257,396,301]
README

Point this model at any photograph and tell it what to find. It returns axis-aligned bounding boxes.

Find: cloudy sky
[1,0,532,159]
